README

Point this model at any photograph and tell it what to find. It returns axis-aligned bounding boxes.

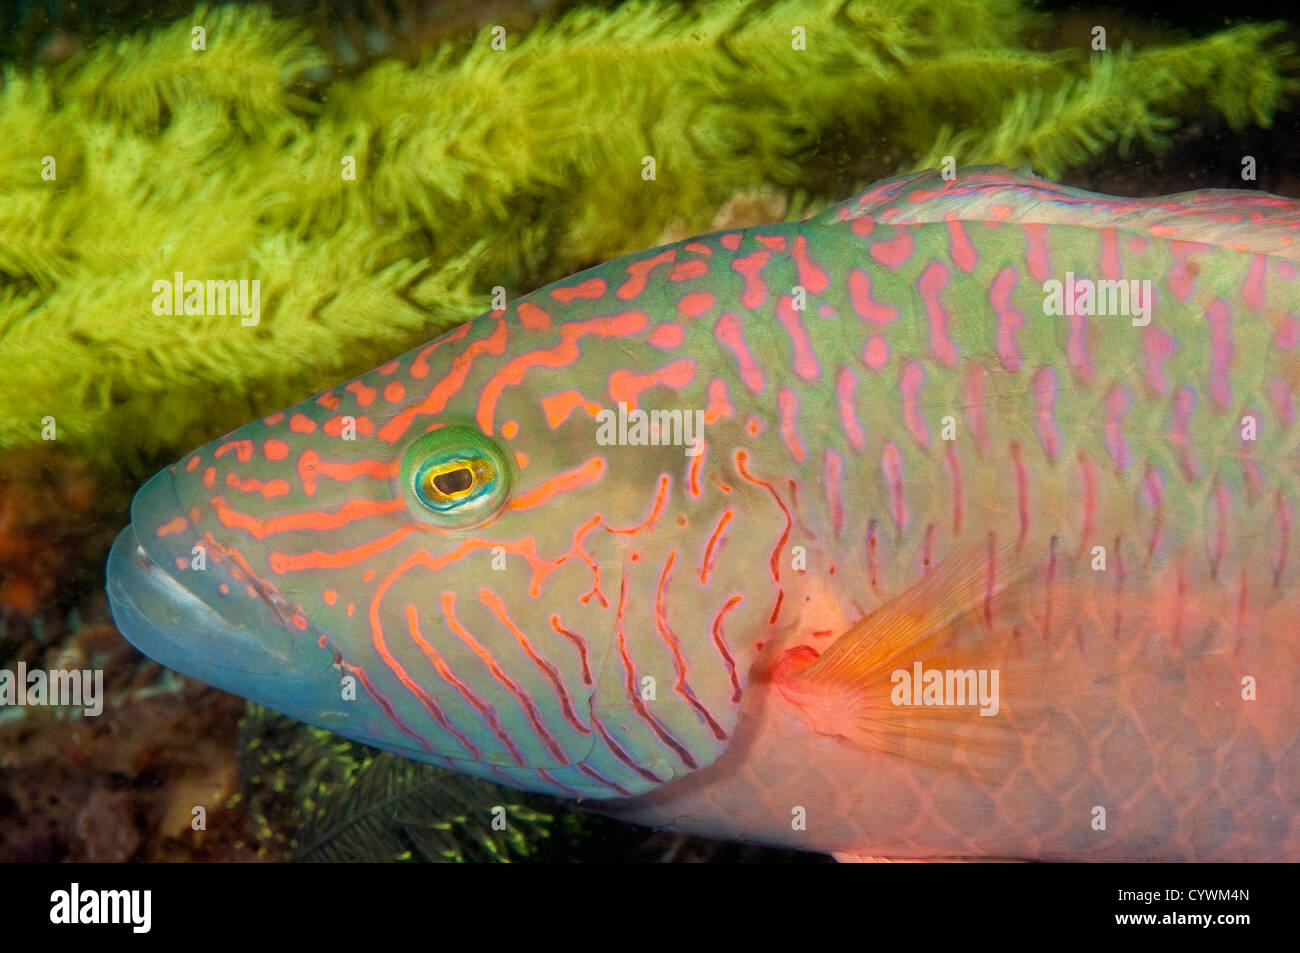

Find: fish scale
[108,166,1300,858]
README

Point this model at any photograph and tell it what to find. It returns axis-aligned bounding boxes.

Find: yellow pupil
[423,457,493,502]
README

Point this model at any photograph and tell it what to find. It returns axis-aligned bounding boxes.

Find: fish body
[108,167,1300,860]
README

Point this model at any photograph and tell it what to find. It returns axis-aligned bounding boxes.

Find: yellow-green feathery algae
[0,0,1294,466]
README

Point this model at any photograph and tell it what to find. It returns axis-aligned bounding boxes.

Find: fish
[107,166,1300,861]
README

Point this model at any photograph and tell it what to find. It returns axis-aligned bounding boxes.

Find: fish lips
[107,469,332,688]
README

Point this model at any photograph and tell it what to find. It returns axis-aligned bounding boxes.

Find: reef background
[1,0,1297,862]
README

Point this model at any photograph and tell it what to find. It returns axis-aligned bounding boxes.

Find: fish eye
[400,425,512,528]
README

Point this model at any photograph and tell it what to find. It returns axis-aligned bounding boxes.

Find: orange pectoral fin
[773,533,1067,771]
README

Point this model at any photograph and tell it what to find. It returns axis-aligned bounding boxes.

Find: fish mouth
[107,469,328,685]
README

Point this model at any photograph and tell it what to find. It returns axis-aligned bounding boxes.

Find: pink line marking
[715,311,766,394]
[731,250,772,310]
[848,268,899,324]
[776,294,821,381]
[870,230,915,269]
[900,361,930,447]
[918,261,958,366]
[837,366,865,452]
[792,234,829,293]
[947,219,977,272]
[1143,326,1177,395]
[881,441,909,532]
[1207,299,1233,410]
[1104,384,1132,470]
[824,448,844,534]
[1032,366,1061,460]
[989,266,1024,372]
[777,388,806,463]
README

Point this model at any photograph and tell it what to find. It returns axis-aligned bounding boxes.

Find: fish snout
[107,468,331,684]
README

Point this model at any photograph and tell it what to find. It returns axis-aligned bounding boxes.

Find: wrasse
[108,167,1300,861]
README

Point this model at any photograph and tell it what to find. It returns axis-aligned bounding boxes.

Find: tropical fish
[107,166,1300,861]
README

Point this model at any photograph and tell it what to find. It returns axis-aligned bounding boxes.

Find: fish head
[108,295,781,795]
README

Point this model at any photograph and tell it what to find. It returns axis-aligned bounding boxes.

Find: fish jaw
[107,515,447,762]
[106,469,368,736]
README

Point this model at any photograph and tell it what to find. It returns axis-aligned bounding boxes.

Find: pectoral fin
[773,534,1067,771]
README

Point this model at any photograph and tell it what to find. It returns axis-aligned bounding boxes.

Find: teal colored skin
[108,167,1300,856]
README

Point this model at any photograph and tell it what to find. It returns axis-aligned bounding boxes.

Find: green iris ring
[400,425,513,528]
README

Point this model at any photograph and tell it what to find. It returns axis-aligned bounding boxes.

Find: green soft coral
[0,0,1294,465]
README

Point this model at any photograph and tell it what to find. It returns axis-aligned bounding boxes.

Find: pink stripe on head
[989,267,1024,372]
[792,234,829,293]
[617,249,676,300]
[944,444,964,535]
[1268,378,1294,427]
[648,323,685,349]
[776,294,821,381]
[900,362,930,447]
[777,388,806,463]
[824,448,844,534]
[1141,464,1166,510]
[608,359,697,412]
[1032,366,1061,460]
[1009,441,1029,547]
[344,380,376,407]
[918,261,958,366]
[517,302,551,330]
[1098,227,1120,280]
[1022,223,1051,283]
[714,311,766,394]
[705,377,733,423]
[837,366,865,452]
[946,219,977,272]
[848,269,899,325]
[1104,383,1132,470]
[551,277,607,303]
[1169,385,1202,481]
[1206,299,1233,410]
[1143,326,1177,395]
[468,316,627,437]
[1076,450,1097,544]
[731,250,772,310]
[1067,312,1094,383]
[1275,315,1300,351]
[670,260,709,282]
[870,230,915,270]
[862,336,889,370]
[678,291,714,318]
[1167,240,1207,302]
[880,441,909,531]
[1243,254,1267,312]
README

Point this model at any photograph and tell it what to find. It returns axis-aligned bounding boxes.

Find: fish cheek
[353,536,619,770]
